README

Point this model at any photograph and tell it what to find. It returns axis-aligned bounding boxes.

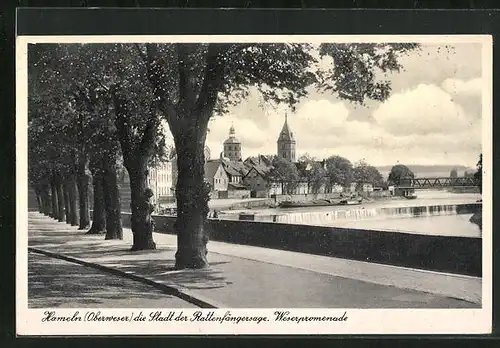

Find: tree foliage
[297,154,327,193]
[28,40,418,268]
[474,153,482,193]
[324,155,353,188]
[269,156,300,194]
[388,164,415,185]
[318,43,419,104]
[353,160,384,187]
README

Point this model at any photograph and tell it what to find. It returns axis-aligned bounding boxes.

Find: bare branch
[94,78,110,92]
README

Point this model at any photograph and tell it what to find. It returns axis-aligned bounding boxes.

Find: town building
[204,159,229,194]
[277,113,296,163]
[147,160,174,206]
[223,124,242,162]
[168,112,384,201]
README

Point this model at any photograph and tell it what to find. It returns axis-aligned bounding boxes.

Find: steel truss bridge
[395,177,479,189]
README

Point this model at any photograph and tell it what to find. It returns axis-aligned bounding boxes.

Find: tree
[388,164,415,185]
[297,154,327,194]
[353,160,384,189]
[324,155,354,190]
[474,153,482,194]
[269,156,301,194]
[450,168,458,178]
[30,41,417,269]
[136,42,317,268]
[144,42,415,269]
[28,45,79,225]
[105,44,168,249]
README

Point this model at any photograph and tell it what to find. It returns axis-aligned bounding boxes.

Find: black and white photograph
[16,33,492,335]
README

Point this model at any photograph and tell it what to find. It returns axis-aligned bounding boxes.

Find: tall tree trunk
[55,175,65,222]
[87,170,106,235]
[50,179,58,220]
[40,195,47,215]
[173,129,210,269]
[102,154,123,240]
[35,194,42,213]
[41,186,51,216]
[112,80,159,250]
[33,186,42,213]
[68,176,79,226]
[63,181,71,224]
[77,157,91,230]
[36,185,48,215]
[128,160,155,250]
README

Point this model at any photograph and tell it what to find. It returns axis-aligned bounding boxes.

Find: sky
[165,42,484,167]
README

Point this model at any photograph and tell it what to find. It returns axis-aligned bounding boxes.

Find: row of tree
[269,154,386,194]
[267,155,484,193]
[29,42,419,269]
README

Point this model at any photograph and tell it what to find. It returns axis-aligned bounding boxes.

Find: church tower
[223,124,242,162]
[277,113,296,162]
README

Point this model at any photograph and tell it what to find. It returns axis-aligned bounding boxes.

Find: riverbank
[117,211,482,277]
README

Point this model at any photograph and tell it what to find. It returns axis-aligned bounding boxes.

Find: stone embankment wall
[120,212,481,277]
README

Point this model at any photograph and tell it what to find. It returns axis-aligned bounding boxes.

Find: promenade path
[29,253,196,308]
[27,212,481,308]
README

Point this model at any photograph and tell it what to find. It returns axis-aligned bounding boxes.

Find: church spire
[277,112,296,162]
[279,112,294,141]
[223,121,242,162]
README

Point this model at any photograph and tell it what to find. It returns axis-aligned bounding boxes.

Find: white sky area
[162,43,483,167]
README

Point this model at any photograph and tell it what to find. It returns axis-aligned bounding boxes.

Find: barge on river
[279,198,363,208]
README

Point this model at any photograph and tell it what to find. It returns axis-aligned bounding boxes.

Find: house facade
[243,167,273,198]
[348,182,375,193]
[147,161,173,197]
[204,160,229,194]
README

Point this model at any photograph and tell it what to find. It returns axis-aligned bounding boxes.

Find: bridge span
[395,177,479,190]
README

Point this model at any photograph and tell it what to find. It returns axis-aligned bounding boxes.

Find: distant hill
[377,164,476,178]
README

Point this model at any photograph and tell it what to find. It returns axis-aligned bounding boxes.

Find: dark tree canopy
[297,154,327,193]
[474,153,482,193]
[353,160,384,187]
[318,43,420,104]
[388,164,415,185]
[325,155,353,187]
[270,156,300,194]
[27,41,419,268]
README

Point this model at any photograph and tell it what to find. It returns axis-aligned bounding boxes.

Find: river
[220,190,482,238]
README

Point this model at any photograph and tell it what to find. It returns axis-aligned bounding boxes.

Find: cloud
[171,43,483,167]
[388,43,482,93]
[441,77,482,97]
[372,84,473,136]
[441,77,483,120]
[204,84,481,167]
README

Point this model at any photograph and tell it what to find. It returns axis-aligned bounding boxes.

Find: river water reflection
[223,190,482,238]
[329,214,481,238]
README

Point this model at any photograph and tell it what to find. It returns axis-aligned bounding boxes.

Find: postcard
[16,33,492,335]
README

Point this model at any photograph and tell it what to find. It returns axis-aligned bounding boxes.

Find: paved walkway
[29,252,196,308]
[27,212,481,308]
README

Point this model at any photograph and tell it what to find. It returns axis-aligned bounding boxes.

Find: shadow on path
[28,253,196,308]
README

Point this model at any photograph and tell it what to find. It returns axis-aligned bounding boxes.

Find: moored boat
[279,197,362,208]
[404,193,418,199]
